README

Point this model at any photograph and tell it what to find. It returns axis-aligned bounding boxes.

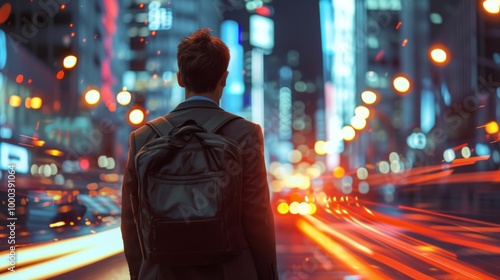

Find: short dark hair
[177,28,230,93]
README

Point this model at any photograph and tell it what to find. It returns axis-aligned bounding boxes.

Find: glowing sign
[365,0,401,10]
[420,89,435,133]
[406,132,426,150]
[221,20,244,96]
[249,15,274,50]
[279,87,292,140]
[0,142,30,174]
[221,20,245,113]
[0,127,13,139]
[0,29,6,69]
[319,0,334,55]
[148,2,172,31]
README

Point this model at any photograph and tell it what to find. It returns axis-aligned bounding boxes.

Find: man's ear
[219,71,229,87]
[177,72,185,88]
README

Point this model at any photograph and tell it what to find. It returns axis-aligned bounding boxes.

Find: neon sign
[148,1,172,31]
[0,142,30,174]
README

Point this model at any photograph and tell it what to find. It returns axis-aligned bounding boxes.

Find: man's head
[177,28,230,97]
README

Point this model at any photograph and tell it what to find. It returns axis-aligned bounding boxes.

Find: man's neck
[185,91,219,103]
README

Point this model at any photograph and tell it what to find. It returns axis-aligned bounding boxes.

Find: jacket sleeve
[241,125,278,280]
[121,132,142,280]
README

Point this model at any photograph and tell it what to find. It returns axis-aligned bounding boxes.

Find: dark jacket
[121,100,278,280]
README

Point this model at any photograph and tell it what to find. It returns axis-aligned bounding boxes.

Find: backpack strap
[203,111,242,133]
[146,116,174,137]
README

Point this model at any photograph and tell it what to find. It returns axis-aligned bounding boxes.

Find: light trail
[398,205,500,227]
[363,155,491,187]
[296,218,389,280]
[346,216,497,279]
[0,227,123,279]
[301,215,436,279]
[357,208,500,254]
[302,215,373,255]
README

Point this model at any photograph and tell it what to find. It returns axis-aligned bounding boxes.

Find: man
[121,28,278,280]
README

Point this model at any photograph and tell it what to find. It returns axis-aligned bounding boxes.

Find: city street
[1,0,500,279]
[51,199,500,279]
[1,180,498,279]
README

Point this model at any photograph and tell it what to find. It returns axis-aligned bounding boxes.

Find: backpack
[131,111,247,265]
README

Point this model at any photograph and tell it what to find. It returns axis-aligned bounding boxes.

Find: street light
[485,121,499,134]
[63,55,78,69]
[355,106,370,119]
[393,75,411,95]
[351,115,367,130]
[429,46,449,65]
[361,90,378,105]
[333,166,345,178]
[342,126,356,141]
[30,97,42,109]
[128,107,146,126]
[314,140,327,155]
[84,89,100,105]
[483,0,500,14]
[117,87,132,106]
[9,95,22,107]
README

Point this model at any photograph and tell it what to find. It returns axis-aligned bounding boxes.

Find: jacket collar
[171,99,222,112]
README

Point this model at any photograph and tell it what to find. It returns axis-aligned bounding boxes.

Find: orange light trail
[296,219,389,280]
[347,216,497,279]
[398,205,500,227]
[450,155,490,166]
[302,215,438,279]
[401,169,454,185]
[302,215,373,255]
[361,210,500,254]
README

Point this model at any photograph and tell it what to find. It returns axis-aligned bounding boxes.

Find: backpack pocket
[146,172,225,221]
[151,217,228,255]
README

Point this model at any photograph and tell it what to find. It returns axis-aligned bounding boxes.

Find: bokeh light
[355,106,370,119]
[461,146,471,158]
[356,167,369,180]
[443,148,456,162]
[389,152,400,162]
[9,95,22,107]
[30,97,42,109]
[56,70,65,80]
[63,55,78,69]
[25,97,31,109]
[429,47,448,65]
[289,202,300,215]
[79,158,90,170]
[333,166,345,178]
[342,126,356,141]
[84,89,100,105]
[277,202,289,215]
[117,87,132,106]
[483,0,500,14]
[288,150,302,163]
[378,161,390,174]
[393,75,411,94]
[485,121,499,134]
[351,116,367,130]
[358,182,370,194]
[361,90,377,104]
[128,108,145,125]
[390,161,402,173]
[314,140,327,155]
[297,202,310,215]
